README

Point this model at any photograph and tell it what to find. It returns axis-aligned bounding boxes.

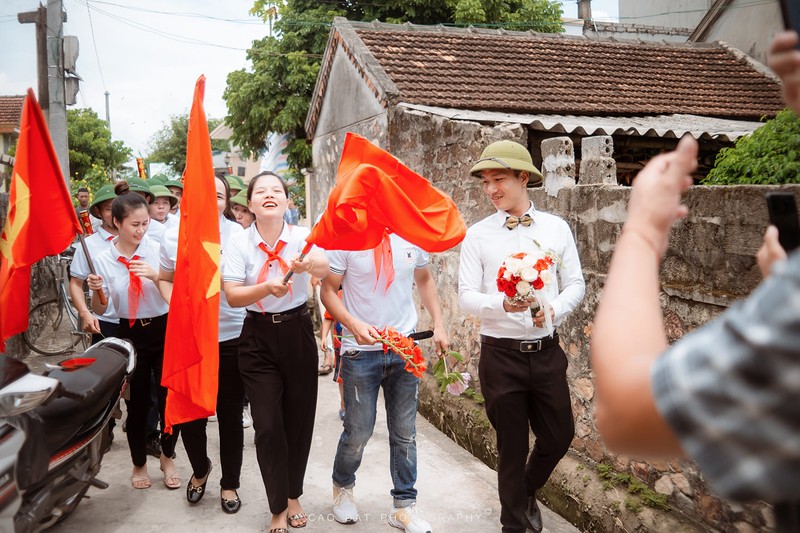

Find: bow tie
[504,214,533,230]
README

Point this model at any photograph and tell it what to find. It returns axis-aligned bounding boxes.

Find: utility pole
[17,5,49,116]
[578,0,592,20]
[104,91,111,130]
[47,0,70,184]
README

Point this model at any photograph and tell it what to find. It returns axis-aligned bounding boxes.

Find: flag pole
[76,233,107,306]
[282,241,313,284]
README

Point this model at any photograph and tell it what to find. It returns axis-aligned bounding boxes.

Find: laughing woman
[158,174,247,513]
[87,181,180,490]
[223,171,329,533]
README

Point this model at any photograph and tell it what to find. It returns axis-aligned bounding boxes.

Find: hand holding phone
[766,192,800,252]
[779,0,800,49]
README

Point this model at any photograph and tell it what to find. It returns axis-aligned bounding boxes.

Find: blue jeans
[332,349,420,506]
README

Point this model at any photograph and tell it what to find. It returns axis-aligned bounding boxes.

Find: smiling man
[458,139,585,533]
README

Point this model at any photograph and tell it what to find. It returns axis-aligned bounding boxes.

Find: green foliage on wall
[704,109,800,185]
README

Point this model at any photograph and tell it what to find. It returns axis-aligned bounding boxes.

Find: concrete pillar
[580,136,616,185]
[541,136,575,198]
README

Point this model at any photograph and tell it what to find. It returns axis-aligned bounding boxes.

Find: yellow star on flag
[202,241,221,299]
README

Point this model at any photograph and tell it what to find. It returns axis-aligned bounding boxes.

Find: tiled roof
[306,19,784,136]
[0,95,24,128]
[355,26,783,118]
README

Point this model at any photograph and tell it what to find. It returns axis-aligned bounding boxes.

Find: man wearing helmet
[458,139,585,533]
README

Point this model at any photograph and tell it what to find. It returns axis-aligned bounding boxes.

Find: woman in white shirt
[223,171,329,532]
[87,181,180,491]
[158,174,247,513]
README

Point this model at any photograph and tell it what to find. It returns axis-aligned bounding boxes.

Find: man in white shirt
[321,233,449,533]
[458,140,585,533]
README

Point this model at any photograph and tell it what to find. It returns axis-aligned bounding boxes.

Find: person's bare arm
[768,31,800,114]
[321,272,379,346]
[224,278,290,308]
[158,269,175,304]
[69,276,100,334]
[590,135,697,456]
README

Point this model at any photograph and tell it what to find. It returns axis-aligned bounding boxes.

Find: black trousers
[479,339,575,533]
[239,307,318,514]
[91,319,119,345]
[118,315,178,467]
[178,337,245,490]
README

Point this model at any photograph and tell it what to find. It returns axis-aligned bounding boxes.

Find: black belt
[247,304,309,324]
[480,334,559,353]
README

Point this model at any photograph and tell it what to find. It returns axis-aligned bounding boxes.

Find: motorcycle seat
[34,348,128,456]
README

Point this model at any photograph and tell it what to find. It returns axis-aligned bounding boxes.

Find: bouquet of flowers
[497,251,556,334]
[377,327,472,396]
[378,327,428,378]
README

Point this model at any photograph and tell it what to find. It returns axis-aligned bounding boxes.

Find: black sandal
[186,458,212,504]
[220,489,241,514]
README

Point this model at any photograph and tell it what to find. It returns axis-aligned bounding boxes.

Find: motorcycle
[0,338,135,532]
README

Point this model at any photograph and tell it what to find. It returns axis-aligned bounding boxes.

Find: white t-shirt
[70,227,119,324]
[160,216,245,342]
[93,235,169,320]
[223,223,314,313]
[327,234,429,352]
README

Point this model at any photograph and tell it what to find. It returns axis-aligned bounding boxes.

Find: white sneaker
[242,406,252,428]
[332,485,359,524]
[388,503,432,533]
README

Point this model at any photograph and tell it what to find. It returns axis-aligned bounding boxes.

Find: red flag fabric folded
[0,89,81,351]
[162,76,220,433]
[307,133,466,253]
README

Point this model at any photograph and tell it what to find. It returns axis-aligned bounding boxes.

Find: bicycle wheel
[23,299,81,356]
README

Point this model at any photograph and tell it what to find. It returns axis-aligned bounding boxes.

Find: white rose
[521,254,536,267]
[539,270,553,285]
[503,269,513,280]
[516,280,531,296]
[520,267,539,282]
[505,258,522,273]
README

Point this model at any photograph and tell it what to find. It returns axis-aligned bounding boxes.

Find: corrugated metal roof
[398,103,765,141]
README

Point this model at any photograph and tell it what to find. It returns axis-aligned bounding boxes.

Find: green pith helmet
[469,140,544,186]
[89,184,117,218]
[149,174,169,185]
[164,179,184,190]
[149,184,178,209]
[230,189,249,208]
[127,177,153,201]
[226,175,245,191]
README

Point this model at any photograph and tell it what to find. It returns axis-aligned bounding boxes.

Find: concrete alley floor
[40,361,579,533]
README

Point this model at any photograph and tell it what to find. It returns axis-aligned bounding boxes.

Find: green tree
[224,0,564,174]
[147,113,230,175]
[67,108,131,181]
[703,109,800,185]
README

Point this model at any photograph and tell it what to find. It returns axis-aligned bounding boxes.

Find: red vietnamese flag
[307,132,466,252]
[0,89,81,351]
[162,76,220,433]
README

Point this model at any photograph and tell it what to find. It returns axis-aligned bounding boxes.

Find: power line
[85,0,107,90]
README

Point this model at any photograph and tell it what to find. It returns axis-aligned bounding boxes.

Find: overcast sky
[0,0,619,168]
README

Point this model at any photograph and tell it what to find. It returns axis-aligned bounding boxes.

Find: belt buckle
[271,314,282,324]
[139,318,151,327]
[519,339,541,352]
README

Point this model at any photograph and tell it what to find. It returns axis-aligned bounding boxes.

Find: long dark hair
[111,181,150,228]
[215,173,236,222]
[247,171,288,200]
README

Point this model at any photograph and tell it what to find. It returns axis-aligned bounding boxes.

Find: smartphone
[766,192,800,252]
[779,0,800,48]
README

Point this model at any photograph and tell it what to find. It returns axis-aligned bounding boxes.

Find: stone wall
[309,106,791,531]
